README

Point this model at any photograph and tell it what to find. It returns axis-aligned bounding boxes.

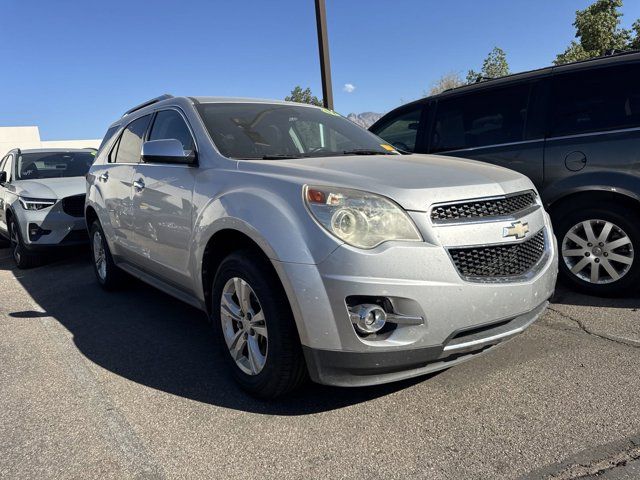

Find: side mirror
[141,139,197,165]
[0,171,6,184]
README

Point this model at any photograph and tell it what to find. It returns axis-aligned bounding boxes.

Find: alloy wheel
[220,277,268,375]
[93,230,107,281]
[561,219,634,284]
[9,222,20,264]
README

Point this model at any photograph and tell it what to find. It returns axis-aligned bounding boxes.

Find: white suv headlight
[304,185,422,249]
[19,197,56,211]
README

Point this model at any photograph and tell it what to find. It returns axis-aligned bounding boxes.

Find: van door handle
[133,179,145,192]
[99,172,109,182]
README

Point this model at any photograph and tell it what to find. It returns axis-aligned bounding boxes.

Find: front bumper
[303,301,548,386]
[275,219,558,387]
[14,203,88,250]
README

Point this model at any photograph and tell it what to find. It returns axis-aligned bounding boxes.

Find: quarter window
[431,84,530,152]
[111,115,151,164]
[549,63,640,137]
[148,110,195,154]
[372,106,423,152]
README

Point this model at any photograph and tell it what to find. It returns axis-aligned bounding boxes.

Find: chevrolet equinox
[85,95,558,398]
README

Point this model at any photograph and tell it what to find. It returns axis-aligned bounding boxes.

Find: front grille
[62,194,86,217]
[431,191,537,222]
[449,229,546,279]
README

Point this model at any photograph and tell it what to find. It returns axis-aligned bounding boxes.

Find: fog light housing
[350,304,387,334]
[28,223,51,241]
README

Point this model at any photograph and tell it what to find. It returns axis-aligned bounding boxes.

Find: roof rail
[122,94,173,117]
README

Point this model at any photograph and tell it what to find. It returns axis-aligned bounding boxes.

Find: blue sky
[2,0,640,140]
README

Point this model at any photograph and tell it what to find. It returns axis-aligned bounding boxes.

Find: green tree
[426,72,465,96]
[285,86,323,106]
[554,0,638,65]
[466,47,510,83]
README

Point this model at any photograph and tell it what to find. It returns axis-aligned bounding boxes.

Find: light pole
[314,0,334,110]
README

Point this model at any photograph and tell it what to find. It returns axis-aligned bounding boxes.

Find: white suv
[0,148,94,268]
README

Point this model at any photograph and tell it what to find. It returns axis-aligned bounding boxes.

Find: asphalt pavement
[0,247,638,479]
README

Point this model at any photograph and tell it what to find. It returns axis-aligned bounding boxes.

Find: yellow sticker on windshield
[380,144,396,151]
[321,108,340,116]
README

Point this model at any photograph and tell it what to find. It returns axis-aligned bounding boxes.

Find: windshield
[15,152,95,180]
[195,102,398,160]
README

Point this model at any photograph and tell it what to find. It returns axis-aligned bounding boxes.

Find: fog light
[350,304,387,334]
[28,223,51,241]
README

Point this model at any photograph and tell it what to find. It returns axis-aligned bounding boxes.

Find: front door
[0,154,12,237]
[131,108,197,290]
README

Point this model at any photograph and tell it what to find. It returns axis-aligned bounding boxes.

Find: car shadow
[551,284,640,309]
[2,250,427,415]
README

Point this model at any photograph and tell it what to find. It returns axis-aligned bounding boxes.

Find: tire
[89,221,123,290]
[211,250,307,399]
[8,217,41,269]
[554,202,640,296]
[0,233,9,248]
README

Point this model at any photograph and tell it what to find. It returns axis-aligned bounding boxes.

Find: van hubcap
[562,219,634,284]
[220,277,268,375]
[93,231,107,280]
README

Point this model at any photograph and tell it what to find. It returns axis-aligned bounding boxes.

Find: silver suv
[0,148,94,268]
[86,95,558,398]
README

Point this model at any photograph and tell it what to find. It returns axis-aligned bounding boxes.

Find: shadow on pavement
[1,248,426,415]
[552,284,640,309]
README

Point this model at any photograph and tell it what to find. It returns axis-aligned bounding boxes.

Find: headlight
[18,197,56,211]
[304,185,422,249]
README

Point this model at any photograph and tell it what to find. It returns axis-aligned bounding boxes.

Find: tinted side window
[431,84,530,152]
[549,63,640,137]
[113,115,151,164]
[372,105,422,152]
[98,125,120,155]
[148,110,195,153]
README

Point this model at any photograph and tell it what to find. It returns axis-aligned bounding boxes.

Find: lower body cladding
[16,207,88,251]
[275,232,558,387]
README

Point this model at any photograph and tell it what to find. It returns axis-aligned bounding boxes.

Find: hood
[11,176,87,200]
[238,154,535,211]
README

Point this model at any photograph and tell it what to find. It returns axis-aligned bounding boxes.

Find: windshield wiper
[261,154,306,160]
[342,149,395,156]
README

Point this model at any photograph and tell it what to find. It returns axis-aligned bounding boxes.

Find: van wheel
[555,203,639,296]
[211,250,307,399]
[90,221,122,290]
[8,217,40,269]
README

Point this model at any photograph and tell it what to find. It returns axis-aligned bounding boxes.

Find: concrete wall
[0,126,100,156]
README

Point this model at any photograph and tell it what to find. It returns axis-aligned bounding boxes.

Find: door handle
[98,172,109,182]
[133,178,145,192]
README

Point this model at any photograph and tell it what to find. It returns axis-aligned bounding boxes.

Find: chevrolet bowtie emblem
[503,221,529,239]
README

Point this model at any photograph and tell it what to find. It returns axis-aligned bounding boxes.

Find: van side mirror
[141,139,197,165]
[0,171,6,184]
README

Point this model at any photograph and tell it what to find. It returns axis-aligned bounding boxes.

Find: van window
[549,63,640,137]
[431,84,530,152]
[112,115,151,164]
[372,105,423,152]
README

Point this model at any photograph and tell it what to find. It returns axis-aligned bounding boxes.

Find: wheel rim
[562,219,634,284]
[220,277,268,376]
[93,230,107,281]
[9,222,20,263]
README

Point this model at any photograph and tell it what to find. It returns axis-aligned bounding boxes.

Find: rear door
[429,82,545,188]
[131,108,197,290]
[543,62,640,198]
[98,114,151,258]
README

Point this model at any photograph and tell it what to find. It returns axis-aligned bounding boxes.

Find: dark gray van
[371,51,640,296]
